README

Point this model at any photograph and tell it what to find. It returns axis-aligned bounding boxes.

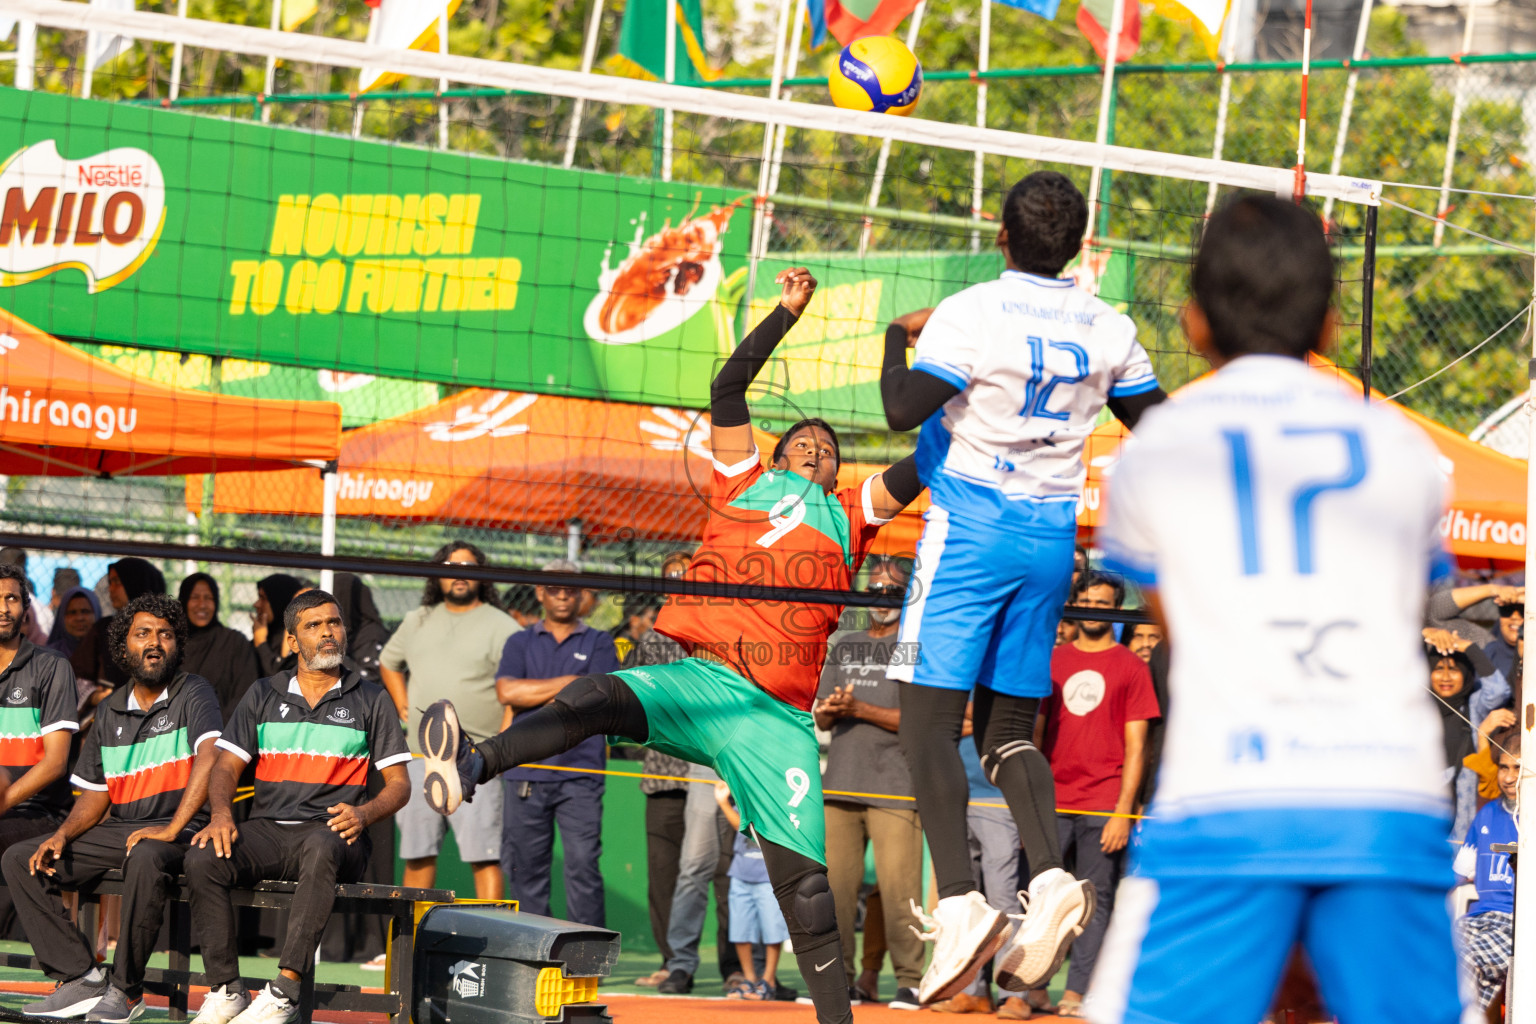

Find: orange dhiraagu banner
[0,307,340,476]
[1075,356,1531,564]
[188,387,930,555]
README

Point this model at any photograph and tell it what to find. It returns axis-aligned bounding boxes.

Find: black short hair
[771,418,841,469]
[1071,570,1125,606]
[284,589,343,637]
[1492,724,1522,760]
[422,540,500,608]
[503,584,540,618]
[1193,195,1335,360]
[0,564,29,614]
[109,594,188,675]
[1001,172,1089,276]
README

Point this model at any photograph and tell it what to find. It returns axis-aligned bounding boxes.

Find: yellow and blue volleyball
[829,36,923,116]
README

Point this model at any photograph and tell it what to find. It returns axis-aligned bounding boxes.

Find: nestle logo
[77,164,145,188]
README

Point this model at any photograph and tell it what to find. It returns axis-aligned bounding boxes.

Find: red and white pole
[1294,0,1312,202]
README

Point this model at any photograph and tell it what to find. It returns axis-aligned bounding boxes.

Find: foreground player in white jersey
[879,171,1167,1004]
[1087,196,1464,1024]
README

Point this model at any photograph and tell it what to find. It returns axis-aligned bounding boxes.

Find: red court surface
[0,981,1079,1023]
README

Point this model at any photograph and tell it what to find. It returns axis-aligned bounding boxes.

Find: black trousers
[186,819,370,987]
[0,810,63,940]
[1,819,190,1000]
[644,790,687,965]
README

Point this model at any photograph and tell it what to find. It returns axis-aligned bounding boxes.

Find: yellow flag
[359,0,463,93]
[1152,0,1229,58]
[281,0,319,32]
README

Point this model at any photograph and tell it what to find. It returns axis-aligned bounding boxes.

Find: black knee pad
[980,738,1040,786]
[553,674,620,716]
[791,872,837,936]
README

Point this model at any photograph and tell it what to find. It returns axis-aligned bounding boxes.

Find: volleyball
[828,36,923,116]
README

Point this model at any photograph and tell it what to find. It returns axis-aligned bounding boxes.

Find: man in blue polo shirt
[495,559,618,926]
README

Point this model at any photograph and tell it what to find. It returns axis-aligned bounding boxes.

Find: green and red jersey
[71,672,222,823]
[0,640,80,817]
[655,452,888,710]
[216,668,410,822]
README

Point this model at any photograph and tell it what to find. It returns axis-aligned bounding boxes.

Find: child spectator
[1453,726,1519,1012]
[714,782,788,1002]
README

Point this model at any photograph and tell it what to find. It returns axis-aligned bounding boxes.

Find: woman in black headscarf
[252,574,305,678]
[179,573,263,722]
[332,572,388,675]
[71,557,165,691]
[45,587,99,659]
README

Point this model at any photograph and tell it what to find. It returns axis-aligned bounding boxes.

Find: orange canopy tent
[0,309,341,476]
[188,388,929,557]
[1074,356,1530,565]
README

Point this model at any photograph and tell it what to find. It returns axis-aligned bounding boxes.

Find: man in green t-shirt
[379,541,516,899]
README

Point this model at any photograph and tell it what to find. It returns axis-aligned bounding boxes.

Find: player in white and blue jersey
[1085,196,1465,1024]
[878,172,1167,1005]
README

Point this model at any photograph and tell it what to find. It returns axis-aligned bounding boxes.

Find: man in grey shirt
[379,541,517,899]
[814,560,922,1009]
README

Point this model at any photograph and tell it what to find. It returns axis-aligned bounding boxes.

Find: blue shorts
[727,878,789,945]
[1084,876,1466,1024]
[887,503,1074,698]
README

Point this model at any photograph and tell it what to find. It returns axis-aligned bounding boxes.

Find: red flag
[1077,0,1140,62]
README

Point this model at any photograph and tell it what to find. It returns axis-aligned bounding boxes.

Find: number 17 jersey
[1100,355,1453,883]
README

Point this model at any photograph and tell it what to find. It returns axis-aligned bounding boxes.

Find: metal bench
[0,872,454,1024]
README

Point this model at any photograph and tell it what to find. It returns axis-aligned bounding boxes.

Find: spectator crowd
[0,538,1520,1022]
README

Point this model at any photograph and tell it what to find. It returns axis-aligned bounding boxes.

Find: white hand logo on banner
[639,407,712,461]
[424,391,536,442]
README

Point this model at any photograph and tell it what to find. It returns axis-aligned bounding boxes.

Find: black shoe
[657,970,693,995]
[772,984,798,1002]
[890,987,921,1011]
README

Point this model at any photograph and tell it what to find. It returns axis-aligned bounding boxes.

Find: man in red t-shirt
[1036,571,1159,1017]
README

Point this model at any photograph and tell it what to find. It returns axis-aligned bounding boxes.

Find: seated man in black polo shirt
[187,590,411,1024]
[4,594,223,1022]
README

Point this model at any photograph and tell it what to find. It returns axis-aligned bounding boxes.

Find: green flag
[612,0,715,83]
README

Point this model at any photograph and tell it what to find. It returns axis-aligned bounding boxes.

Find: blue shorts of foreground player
[889,503,1075,698]
[1083,875,1466,1024]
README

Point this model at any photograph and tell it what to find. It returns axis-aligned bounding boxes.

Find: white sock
[83,967,106,984]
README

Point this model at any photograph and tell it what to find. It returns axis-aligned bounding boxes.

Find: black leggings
[476,674,854,1024]
[899,684,1062,900]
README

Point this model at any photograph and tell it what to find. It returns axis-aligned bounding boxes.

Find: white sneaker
[995,868,1096,992]
[227,985,298,1024]
[910,892,1011,1006]
[191,984,251,1024]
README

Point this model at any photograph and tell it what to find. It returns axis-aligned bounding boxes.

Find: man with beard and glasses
[814,559,924,1009]
[495,559,618,928]
[379,541,515,899]
[1034,573,1158,1017]
[0,563,80,873]
[186,591,411,1024]
[5,595,222,1023]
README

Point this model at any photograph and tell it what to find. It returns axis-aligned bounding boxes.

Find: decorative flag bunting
[281,0,320,32]
[995,0,1061,22]
[612,0,717,82]
[805,0,922,49]
[1152,0,1229,58]
[1077,0,1140,62]
[359,0,463,93]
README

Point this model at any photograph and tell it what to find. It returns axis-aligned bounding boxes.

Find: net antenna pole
[437,0,449,150]
[1292,0,1311,201]
[262,0,279,123]
[859,0,927,255]
[1515,196,1536,1024]
[762,0,808,241]
[1203,22,1239,216]
[562,0,605,168]
[1085,0,1126,238]
[662,0,677,181]
[1433,0,1478,246]
[1360,202,1376,401]
[970,0,992,251]
[167,0,187,100]
[319,462,338,594]
[744,0,797,307]
[1320,0,1374,225]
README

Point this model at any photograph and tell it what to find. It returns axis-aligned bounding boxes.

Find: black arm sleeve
[881,325,961,432]
[710,303,799,428]
[879,454,922,509]
[1106,387,1168,431]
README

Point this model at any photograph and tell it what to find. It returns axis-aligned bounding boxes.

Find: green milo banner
[0,88,1133,430]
